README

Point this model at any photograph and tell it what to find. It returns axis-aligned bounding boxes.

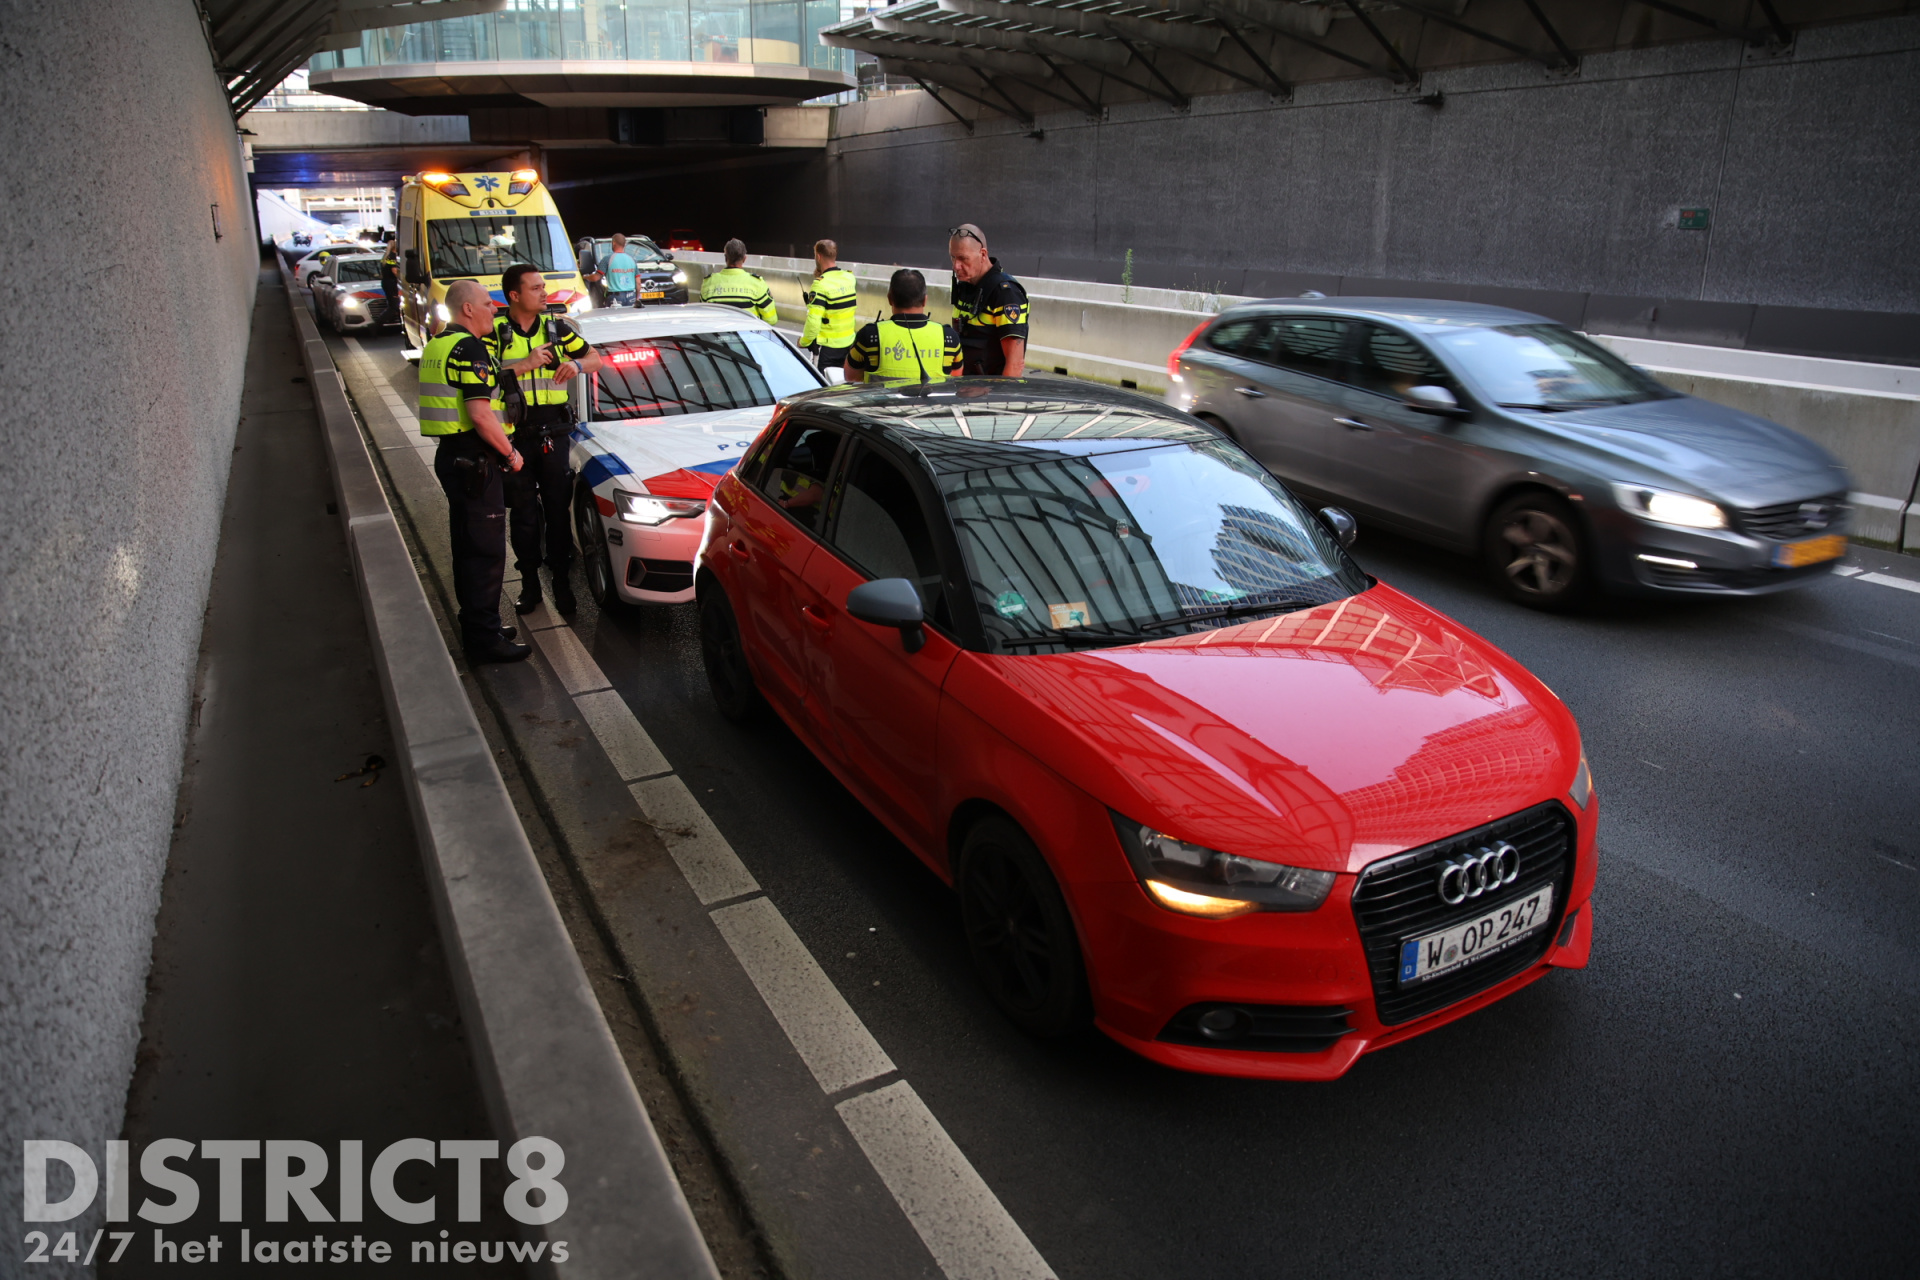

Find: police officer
[417,279,551,663]
[700,239,779,323]
[947,222,1028,377]
[379,232,400,329]
[845,269,962,385]
[800,238,858,383]
[494,263,602,616]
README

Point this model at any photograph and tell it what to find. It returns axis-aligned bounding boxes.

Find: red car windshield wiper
[1137,599,1323,631]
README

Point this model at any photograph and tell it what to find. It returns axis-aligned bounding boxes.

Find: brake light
[607,347,660,366]
[1168,320,1208,381]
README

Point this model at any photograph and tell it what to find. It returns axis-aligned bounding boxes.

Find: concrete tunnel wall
[822,16,1920,348]
[0,0,260,1229]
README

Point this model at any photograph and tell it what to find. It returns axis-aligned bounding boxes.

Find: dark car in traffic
[1168,299,1853,608]
[580,234,688,308]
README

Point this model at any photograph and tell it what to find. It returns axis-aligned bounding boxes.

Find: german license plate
[1398,885,1555,985]
[1773,534,1845,568]
[641,290,665,299]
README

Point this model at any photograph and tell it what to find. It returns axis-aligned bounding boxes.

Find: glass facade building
[307,0,854,75]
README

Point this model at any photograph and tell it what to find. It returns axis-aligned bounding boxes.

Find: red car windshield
[941,439,1367,651]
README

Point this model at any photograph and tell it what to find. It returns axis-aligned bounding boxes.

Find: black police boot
[514,575,543,615]
[466,629,532,665]
[551,572,577,616]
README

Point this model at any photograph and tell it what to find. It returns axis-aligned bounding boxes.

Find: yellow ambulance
[395,168,589,355]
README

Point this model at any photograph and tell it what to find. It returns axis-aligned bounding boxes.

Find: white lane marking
[574,688,672,781]
[333,343,1059,1280]
[630,775,762,905]
[711,897,897,1094]
[1832,565,1863,576]
[837,1081,1057,1280]
[531,624,614,694]
[1857,571,1920,595]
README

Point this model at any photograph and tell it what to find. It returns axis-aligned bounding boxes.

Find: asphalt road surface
[350,329,1918,1278]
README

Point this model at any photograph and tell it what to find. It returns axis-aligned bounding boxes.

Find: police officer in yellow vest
[494,263,603,616]
[846,269,963,385]
[700,239,779,323]
[418,279,551,663]
[799,238,858,383]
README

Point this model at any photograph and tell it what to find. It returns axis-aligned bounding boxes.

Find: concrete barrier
[280,265,722,1280]
[666,252,1918,550]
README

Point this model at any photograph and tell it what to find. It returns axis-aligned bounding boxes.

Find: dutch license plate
[641,290,665,299]
[1773,534,1845,568]
[1398,885,1555,985]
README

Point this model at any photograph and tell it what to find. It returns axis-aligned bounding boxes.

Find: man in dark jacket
[947,222,1028,377]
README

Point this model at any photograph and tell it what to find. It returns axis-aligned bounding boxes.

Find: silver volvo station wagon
[1168,299,1853,609]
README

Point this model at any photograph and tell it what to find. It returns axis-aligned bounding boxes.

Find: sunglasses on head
[948,226,984,245]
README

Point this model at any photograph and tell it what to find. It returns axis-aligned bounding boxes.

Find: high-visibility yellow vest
[490,314,580,407]
[701,266,778,324]
[418,330,506,437]
[801,267,858,349]
[873,319,950,385]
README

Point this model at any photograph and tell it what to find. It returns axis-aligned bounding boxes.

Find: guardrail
[672,252,1918,549]
[279,263,722,1279]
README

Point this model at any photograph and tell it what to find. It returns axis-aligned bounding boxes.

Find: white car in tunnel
[566,304,824,607]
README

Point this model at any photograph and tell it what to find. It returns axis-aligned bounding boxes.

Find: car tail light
[1168,320,1208,380]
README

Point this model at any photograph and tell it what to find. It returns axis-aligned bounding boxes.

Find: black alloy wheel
[698,585,763,724]
[1485,490,1589,610]
[573,482,622,612]
[957,816,1091,1039]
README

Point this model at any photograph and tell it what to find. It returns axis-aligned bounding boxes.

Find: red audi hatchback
[695,380,1597,1079]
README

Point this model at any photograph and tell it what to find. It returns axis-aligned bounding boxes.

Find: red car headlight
[1111,812,1336,918]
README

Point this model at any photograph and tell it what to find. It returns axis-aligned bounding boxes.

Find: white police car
[566,304,823,607]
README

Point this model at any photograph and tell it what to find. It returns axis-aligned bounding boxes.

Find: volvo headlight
[1612,483,1727,530]
[1111,813,1336,918]
[568,294,592,315]
[613,490,706,526]
[672,269,688,285]
[433,302,450,323]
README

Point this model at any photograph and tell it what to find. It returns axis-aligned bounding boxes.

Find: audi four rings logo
[1438,843,1520,904]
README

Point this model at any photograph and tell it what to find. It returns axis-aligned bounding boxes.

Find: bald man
[417,278,552,663]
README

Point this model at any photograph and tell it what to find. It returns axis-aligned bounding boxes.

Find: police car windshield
[940,438,1368,652]
[592,331,819,420]
[428,215,575,278]
[335,259,383,282]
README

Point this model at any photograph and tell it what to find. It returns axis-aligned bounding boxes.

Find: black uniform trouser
[432,435,509,643]
[505,410,576,579]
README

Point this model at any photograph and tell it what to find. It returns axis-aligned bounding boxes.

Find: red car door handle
[729,540,751,560]
[1234,386,1267,398]
[800,604,832,630]
[1335,417,1375,431]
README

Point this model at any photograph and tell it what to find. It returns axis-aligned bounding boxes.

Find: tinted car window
[830,447,949,623]
[1271,316,1352,381]
[1206,316,1273,358]
[941,438,1368,652]
[757,422,843,532]
[335,259,383,282]
[1350,323,1455,399]
[592,331,819,421]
